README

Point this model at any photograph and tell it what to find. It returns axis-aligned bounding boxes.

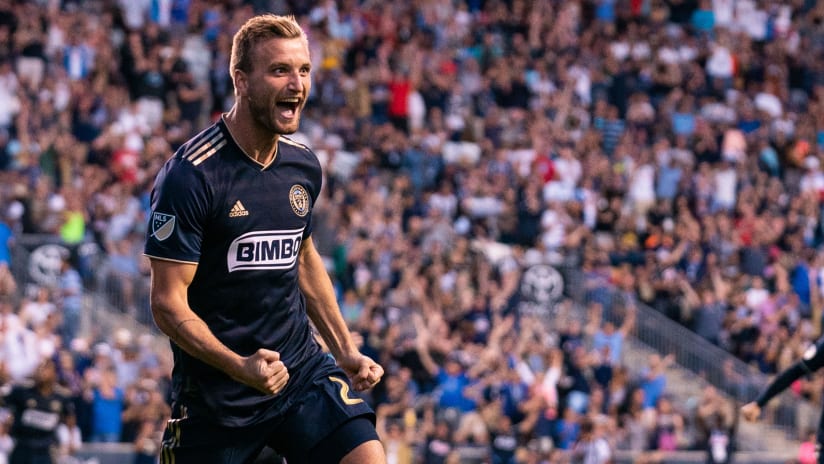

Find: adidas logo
[229,200,249,218]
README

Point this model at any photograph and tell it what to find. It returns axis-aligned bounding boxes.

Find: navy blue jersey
[5,384,72,449]
[145,119,329,427]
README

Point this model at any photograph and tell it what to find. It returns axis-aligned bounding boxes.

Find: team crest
[151,212,176,241]
[289,185,310,217]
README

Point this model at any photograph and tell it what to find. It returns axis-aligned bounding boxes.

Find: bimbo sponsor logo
[227,228,304,272]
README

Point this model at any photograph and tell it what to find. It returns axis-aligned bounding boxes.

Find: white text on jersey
[227,229,304,272]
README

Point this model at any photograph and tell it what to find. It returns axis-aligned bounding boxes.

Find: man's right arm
[741,339,824,421]
[149,258,289,395]
[741,361,807,421]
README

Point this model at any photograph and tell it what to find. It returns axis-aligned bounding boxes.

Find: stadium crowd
[0,0,822,462]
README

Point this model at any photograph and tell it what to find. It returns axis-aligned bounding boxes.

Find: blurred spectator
[487,414,518,464]
[0,413,12,464]
[58,188,87,246]
[132,418,162,464]
[570,415,612,464]
[419,408,455,464]
[120,378,169,444]
[798,429,818,464]
[55,347,83,398]
[376,411,415,464]
[554,406,581,451]
[587,302,635,365]
[171,60,206,129]
[650,396,684,452]
[1,298,40,383]
[415,319,486,445]
[109,329,140,390]
[638,354,674,410]
[681,276,729,346]
[0,212,12,266]
[57,254,82,344]
[19,286,55,332]
[562,345,595,415]
[4,358,72,464]
[695,386,733,447]
[131,48,167,132]
[84,365,124,443]
[615,386,651,453]
[61,26,95,82]
[55,410,84,464]
[0,265,16,301]
[101,238,144,317]
[701,393,738,464]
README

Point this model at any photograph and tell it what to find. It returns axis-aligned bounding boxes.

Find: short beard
[248,96,299,135]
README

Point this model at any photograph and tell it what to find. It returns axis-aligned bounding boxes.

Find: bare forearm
[149,259,247,380]
[299,243,357,359]
[150,257,289,396]
[152,301,244,380]
[298,239,382,391]
[306,299,356,359]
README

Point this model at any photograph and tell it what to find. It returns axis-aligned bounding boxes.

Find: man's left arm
[298,236,383,391]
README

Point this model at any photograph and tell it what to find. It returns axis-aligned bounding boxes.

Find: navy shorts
[160,374,377,464]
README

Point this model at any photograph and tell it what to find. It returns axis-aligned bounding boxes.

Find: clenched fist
[740,402,761,422]
[338,353,384,391]
[236,348,290,395]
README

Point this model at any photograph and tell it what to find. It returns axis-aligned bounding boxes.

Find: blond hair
[230,14,307,75]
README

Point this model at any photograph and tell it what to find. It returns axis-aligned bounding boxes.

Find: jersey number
[329,376,364,405]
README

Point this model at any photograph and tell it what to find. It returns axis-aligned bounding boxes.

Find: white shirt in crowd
[706,44,734,79]
[799,163,824,198]
[0,318,40,382]
[0,429,11,464]
[712,0,735,28]
[713,166,737,211]
[628,163,656,210]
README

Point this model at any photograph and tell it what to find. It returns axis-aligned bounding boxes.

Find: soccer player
[741,336,824,464]
[144,14,385,464]
[5,358,73,464]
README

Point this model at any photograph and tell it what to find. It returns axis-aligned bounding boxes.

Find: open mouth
[276,97,301,118]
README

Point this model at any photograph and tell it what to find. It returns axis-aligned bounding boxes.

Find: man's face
[237,37,311,135]
[34,360,56,386]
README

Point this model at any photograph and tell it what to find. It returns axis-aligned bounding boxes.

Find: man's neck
[37,383,53,396]
[223,108,279,166]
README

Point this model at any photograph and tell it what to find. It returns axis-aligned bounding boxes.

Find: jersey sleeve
[144,158,212,263]
[755,336,824,407]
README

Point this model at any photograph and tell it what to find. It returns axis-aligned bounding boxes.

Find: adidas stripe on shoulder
[183,126,227,166]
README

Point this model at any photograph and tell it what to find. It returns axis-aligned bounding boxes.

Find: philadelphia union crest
[289,185,310,217]
[151,212,176,241]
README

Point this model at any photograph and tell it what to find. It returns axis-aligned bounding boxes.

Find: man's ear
[233,69,247,97]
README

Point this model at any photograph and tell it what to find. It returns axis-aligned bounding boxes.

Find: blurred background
[0,0,822,463]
